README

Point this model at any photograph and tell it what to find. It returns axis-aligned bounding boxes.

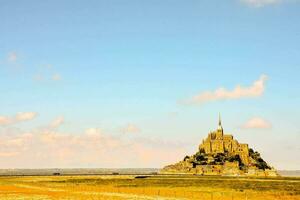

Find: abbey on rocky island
[161,116,278,177]
[199,116,249,166]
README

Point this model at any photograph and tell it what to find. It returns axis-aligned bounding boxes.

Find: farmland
[0,175,299,200]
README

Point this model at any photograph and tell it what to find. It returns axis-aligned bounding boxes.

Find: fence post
[211,192,213,200]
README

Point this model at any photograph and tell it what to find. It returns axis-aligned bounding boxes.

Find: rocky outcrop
[161,117,278,177]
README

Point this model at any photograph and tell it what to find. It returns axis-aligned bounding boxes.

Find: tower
[211,114,224,153]
[217,114,223,133]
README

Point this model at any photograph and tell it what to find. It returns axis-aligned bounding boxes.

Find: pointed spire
[218,113,223,132]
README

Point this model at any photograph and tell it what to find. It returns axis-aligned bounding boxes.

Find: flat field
[0,175,299,200]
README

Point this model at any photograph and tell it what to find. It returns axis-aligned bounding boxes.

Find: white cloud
[15,112,38,122]
[185,74,268,105]
[241,117,272,129]
[240,0,281,7]
[0,112,38,126]
[121,123,141,134]
[49,116,64,129]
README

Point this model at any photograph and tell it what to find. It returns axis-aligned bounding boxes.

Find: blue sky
[0,0,299,169]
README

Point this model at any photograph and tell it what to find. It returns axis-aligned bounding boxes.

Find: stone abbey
[199,116,249,166]
[161,116,278,177]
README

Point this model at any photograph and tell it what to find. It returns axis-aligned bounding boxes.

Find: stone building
[199,116,249,165]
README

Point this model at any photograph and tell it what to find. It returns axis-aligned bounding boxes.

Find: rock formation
[161,116,278,177]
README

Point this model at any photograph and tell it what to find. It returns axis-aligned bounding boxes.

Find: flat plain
[0,175,299,200]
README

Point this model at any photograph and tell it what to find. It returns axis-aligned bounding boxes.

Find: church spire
[218,113,223,132]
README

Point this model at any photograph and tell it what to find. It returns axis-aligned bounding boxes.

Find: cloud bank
[0,117,187,168]
[15,112,38,122]
[185,74,268,105]
[0,112,38,126]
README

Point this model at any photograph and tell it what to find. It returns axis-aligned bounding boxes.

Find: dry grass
[0,175,299,200]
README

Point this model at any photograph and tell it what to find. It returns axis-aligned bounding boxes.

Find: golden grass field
[0,175,299,200]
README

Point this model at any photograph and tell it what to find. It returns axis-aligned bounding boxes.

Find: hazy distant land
[278,170,300,177]
[0,168,159,176]
[0,168,299,177]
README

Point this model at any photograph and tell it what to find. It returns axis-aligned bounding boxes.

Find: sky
[0,0,299,170]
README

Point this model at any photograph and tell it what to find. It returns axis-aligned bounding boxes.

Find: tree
[249,148,254,154]
[196,155,204,161]
[183,155,190,161]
